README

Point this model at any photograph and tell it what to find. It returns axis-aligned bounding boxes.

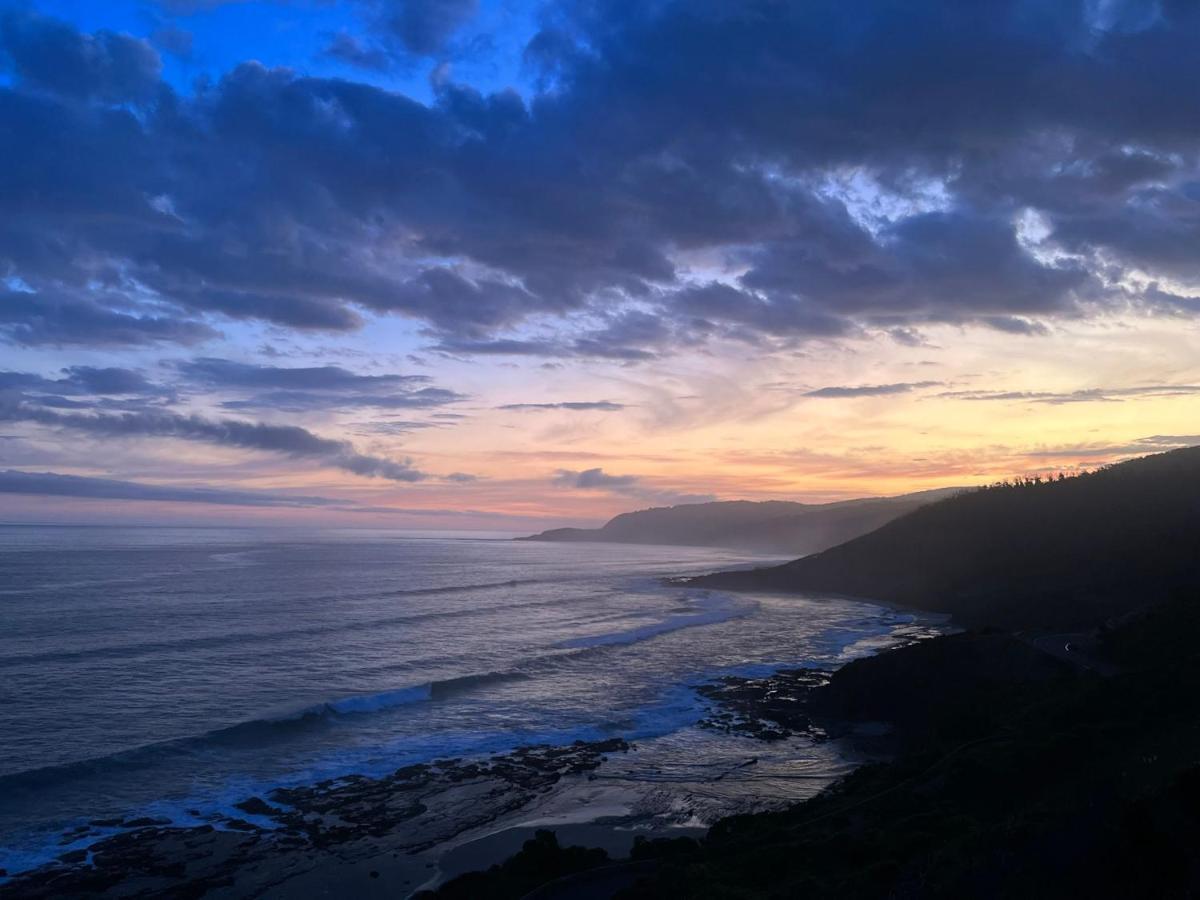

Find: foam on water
[555,592,753,648]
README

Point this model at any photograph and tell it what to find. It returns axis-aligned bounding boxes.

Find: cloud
[0,469,341,507]
[941,385,1200,404]
[3,4,1200,359]
[0,289,217,348]
[0,10,161,103]
[498,401,626,411]
[323,31,393,71]
[553,467,714,506]
[433,311,675,361]
[176,357,464,411]
[151,26,193,60]
[378,0,479,55]
[353,420,447,435]
[325,0,482,68]
[0,469,510,518]
[0,366,168,401]
[0,401,431,483]
[555,467,639,491]
[59,366,159,395]
[804,381,942,399]
[0,362,474,483]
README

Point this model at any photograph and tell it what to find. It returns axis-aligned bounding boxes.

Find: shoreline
[0,595,943,898]
[0,719,856,899]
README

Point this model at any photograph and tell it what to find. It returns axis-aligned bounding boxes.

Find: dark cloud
[672,282,852,340]
[434,310,676,360]
[555,468,638,490]
[61,366,159,396]
[498,401,625,411]
[0,366,164,398]
[0,289,217,348]
[338,1,480,59]
[177,357,423,391]
[0,10,161,103]
[177,357,464,411]
[0,469,341,507]
[366,269,544,337]
[323,31,393,71]
[217,390,459,412]
[151,26,193,60]
[379,0,479,55]
[0,400,431,483]
[804,381,942,399]
[553,467,714,505]
[4,4,1200,356]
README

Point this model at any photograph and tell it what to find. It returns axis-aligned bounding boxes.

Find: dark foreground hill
[424,447,1200,899]
[695,446,1200,629]
[518,489,960,555]
[428,601,1200,900]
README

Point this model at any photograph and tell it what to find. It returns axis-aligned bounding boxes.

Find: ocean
[0,525,936,877]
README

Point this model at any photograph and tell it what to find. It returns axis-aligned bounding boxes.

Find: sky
[2,0,1200,529]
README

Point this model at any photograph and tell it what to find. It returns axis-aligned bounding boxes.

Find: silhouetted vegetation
[698,447,1200,629]
[426,830,610,899]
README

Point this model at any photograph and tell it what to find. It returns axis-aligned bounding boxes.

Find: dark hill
[694,446,1200,629]
[518,490,960,555]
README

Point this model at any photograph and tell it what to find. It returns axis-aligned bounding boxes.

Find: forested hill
[518,489,959,555]
[694,447,1200,629]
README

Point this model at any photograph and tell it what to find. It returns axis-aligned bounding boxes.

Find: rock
[1,738,636,898]
[235,796,282,817]
[696,667,832,741]
[121,817,171,829]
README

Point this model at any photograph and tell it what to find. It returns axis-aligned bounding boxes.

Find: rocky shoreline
[0,639,933,899]
[0,739,632,899]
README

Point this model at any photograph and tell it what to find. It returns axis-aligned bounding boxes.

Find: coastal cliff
[518,489,961,556]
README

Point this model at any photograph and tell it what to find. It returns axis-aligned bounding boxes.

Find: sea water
[0,525,932,874]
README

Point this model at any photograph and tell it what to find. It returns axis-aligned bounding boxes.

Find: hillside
[428,598,1200,899]
[694,446,1200,629]
[518,489,960,555]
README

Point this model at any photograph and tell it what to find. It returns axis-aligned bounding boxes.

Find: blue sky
[26,0,539,100]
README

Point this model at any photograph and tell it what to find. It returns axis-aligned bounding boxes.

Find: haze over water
[0,525,935,873]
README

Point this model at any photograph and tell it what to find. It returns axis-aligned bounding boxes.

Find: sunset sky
[2,0,1200,529]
